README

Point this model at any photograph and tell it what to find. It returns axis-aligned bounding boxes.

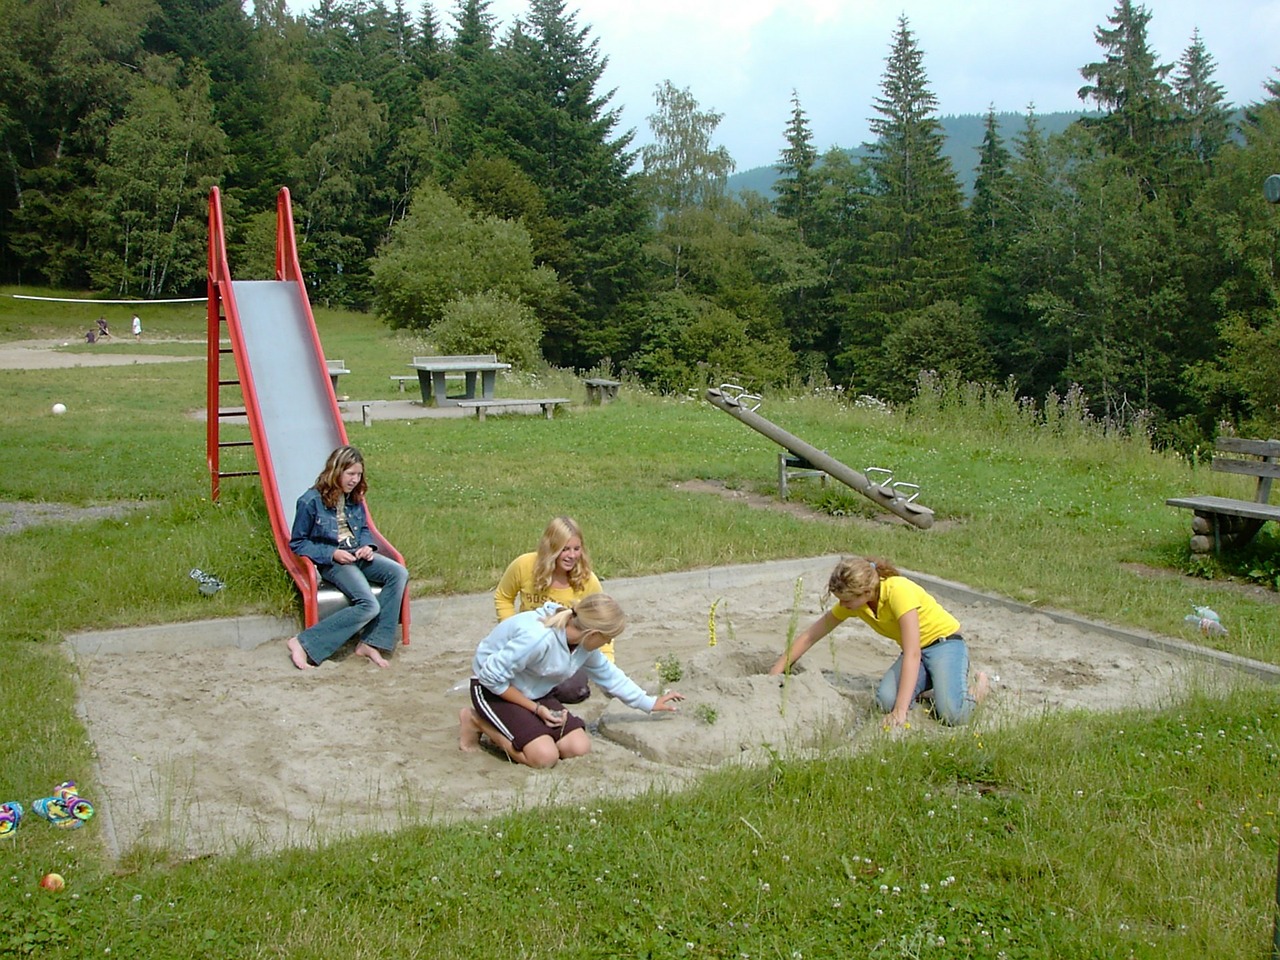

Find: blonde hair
[540,593,626,640]
[314,445,367,509]
[532,516,594,593]
[825,555,899,603]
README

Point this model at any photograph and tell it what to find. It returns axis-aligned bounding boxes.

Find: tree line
[1,0,1277,441]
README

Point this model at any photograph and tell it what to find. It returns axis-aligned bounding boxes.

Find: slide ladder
[705,386,935,529]
[206,186,410,641]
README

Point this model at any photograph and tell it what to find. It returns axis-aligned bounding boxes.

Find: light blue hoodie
[472,602,656,712]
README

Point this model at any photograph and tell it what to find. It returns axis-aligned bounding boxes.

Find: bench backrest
[412,354,497,364]
[1212,437,1280,503]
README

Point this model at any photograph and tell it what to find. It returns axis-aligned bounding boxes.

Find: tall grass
[1,295,1278,958]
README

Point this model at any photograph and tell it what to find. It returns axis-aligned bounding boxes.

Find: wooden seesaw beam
[704,387,935,529]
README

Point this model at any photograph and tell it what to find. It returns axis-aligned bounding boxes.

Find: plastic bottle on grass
[1184,605,1228,637]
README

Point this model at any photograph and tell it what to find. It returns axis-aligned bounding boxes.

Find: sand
[68,555,1258,860]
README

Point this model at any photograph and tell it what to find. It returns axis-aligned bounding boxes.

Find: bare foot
[286,637,314,671]
[354,641,390,668]
[971,671,991,703]
[459,707,482,752]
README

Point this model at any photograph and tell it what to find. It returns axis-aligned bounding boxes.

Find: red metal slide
[206,186,409,642]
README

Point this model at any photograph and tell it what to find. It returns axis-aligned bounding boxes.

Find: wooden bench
[583,377,622,405]
[1166,437,1280,553]
[455,398,571,422]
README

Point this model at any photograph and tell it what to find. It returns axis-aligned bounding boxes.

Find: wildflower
[708,597,722,647]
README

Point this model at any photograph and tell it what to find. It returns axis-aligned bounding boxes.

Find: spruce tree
[842,15,973,397]
[774,92,819,239]
[1077,0,1175,195]
[1172,28,1230,169]
[472,0,647,367]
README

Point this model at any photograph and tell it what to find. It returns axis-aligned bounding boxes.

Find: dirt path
[0,338,200,370]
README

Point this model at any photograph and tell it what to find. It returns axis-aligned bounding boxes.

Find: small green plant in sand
[779,576,804,715]
[693,703,719,725]
[655,652,683,685]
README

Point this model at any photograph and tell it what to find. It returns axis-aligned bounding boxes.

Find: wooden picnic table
[408,354,512,407]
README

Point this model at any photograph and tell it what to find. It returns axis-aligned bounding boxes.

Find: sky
[294,0,1280,172]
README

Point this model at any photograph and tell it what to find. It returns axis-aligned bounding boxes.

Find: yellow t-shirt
[494,552,612,661]
[831,576,959,648]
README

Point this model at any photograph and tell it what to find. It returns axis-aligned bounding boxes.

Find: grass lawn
[1,287,1277,958]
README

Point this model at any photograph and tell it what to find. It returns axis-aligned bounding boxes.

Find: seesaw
[705,385,935,529]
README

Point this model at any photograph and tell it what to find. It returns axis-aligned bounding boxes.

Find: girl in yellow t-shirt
[494,517,607,702]
[770,556,989,726]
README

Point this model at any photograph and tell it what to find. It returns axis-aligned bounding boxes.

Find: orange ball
[39,873,65,892]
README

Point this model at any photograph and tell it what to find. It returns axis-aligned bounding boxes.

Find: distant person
[96,316,110,338]
[460,594,684,768]
[769,556,990,727]
[284,445,409,671]
[131,314,141,340]
[494,516,606,703]
[84,329,96,344]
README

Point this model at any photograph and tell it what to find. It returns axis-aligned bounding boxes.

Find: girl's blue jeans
[297,553,408,664]
[875,634,976,726]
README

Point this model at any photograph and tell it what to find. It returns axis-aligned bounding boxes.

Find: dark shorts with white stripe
[470,678,587,752]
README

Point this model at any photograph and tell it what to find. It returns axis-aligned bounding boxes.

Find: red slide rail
[207,186,410,642]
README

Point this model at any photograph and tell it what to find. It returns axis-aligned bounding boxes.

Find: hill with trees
[0,0,1276,442]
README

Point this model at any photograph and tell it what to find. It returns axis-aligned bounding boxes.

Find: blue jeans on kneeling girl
[297,553,408,665]
[875,634,976,726]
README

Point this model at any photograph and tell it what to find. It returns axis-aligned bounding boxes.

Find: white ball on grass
[51,403,67,415]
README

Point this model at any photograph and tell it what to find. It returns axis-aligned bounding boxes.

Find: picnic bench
[409,354,511,406]
[583,377,622,405]
[1166,437,1280,553]
[389,375,416,393]
[455,398,571,422]
[325,359,349,397]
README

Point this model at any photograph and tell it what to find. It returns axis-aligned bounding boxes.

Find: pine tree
[842,15,973,397]
[467,0,647,367]
[1172,28,1230,169]
[774,92,818,239]
[969,107,1013,266]
[1077,0,1175,194]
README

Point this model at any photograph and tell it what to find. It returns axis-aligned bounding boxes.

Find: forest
[1,0,1278,444]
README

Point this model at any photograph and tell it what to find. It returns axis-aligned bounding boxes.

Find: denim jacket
[290,487,376,565]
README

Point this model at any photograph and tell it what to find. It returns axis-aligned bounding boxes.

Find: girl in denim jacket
[285,446,408,670]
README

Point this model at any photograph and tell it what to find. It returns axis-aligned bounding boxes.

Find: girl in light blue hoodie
[459,594,684,768]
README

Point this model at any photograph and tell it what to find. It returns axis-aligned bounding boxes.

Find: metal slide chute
[705,386,935,529]
[206,186,410,640]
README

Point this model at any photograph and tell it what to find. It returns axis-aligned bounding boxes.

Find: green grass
[1,293,1278,958]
